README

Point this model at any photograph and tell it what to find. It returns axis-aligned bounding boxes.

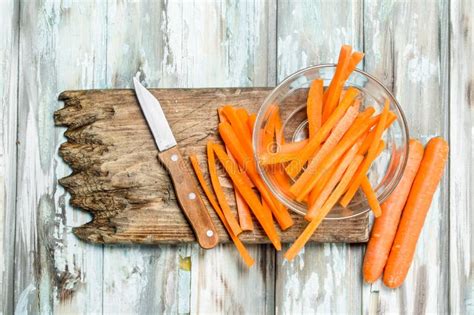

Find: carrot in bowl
[383,137,448,288]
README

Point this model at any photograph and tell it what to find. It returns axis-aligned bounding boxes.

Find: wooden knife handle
[158,146,219,249]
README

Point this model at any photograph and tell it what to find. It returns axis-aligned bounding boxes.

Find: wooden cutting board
[55,88,369,245]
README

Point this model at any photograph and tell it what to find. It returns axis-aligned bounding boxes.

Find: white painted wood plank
[0,1,19,314]
[15,2,107,313]
[362,1,449,313]
[449,0,473,313]
[275,1,364,313]
[103,1,277,313]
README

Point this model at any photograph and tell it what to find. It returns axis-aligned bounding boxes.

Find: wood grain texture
[275,1,364,313]
[362,1,449,313]
[56,88,368,244]
[449,0,473,313]
[15,2,107,314]
[0,1,19,314]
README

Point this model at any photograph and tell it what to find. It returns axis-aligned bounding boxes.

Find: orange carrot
[383,137,448,288]
[285,155,364,261]
[189,155,255,267]
[211,143,282,250]
[207,142,242,236]
[362,139,424,283]
[259,151,300,165]
[307,163,337,207]
[358,140,386,217]
[322,45,353,121]
[340,99,390,207]
[342,51,364,81]
[221,105,253,153]
[305,140,362,220]
[248,113,257,135]
[218,109,254,231]
[277,139,308,154]
[358,113,397,155]
[307,79,324,137]
[285,87,360,178]
[219,122,293,229]
[291,102,360,200]
[236,108,249,126]
[291,108,381,200]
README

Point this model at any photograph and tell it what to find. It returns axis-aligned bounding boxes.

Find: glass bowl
[253,64,409,219]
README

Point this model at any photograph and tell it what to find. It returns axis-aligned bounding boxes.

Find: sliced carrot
[292,108,381,200]
[362,139,424,283]
[383,137,448,288]
[291,102,360,201]
[342,51,364,81]
[207,142,242,236]
[219,121,293,229]
[358,114,397,155]
[189,155,254,267]
[322,45,353,121]
[218,108,254,231]
[211,143,282,250]
[340,99,390,207]
[277,139,308,154]
[359,140,387,217]
[305,140,362,220]
[236,108,249,126]
[285,87,360,178]
[259,151,300,165]
[307,79,324,138]
[221,105,253,153]
[307,163,337,207]
[285,155,364,261]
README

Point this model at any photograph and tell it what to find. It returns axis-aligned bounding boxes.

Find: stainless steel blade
[133,77,177,151]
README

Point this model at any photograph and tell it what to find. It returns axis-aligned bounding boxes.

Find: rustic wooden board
[55,87,369,245]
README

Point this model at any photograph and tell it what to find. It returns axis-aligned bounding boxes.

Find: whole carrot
[383,137,448,288]
[362,139,424,283]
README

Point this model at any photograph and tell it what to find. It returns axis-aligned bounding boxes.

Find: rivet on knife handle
[158,147,219,249]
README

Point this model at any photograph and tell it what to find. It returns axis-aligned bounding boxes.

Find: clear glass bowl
[253,64,409,219]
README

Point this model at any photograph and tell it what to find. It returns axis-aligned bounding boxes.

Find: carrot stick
[236,108,249,126]
[358,113,397,155]
[383,137,448,288]
[340,99,390,207]
[221,105,253,153]
[342,51,364,81]
[305,140,362,220]
[291,108,380,200]
[277,139,308,154]
[285,87,360,178]
[362,139,424,283]
[207,142,242,236]
[307,79,324,138]
[291,102,360,200]
[219,122,293,229]
[307,163,337,206]
[322,45,353,121]
[218,109,254,231]
[189,155,255,267]
[211,143,282,250]
[259,152,300,165]
[285,155,364,261]
[358,140,386,217]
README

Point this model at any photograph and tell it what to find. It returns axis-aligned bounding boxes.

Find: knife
[133,78,219,249]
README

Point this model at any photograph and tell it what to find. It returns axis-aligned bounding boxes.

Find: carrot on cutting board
[220,105,253,153]
[307,79,324,138]
[362,139,424,283]
[340,99,391,207]
[383,137,448,288]
[285,155,364,261]
[211,142,282,250]
[189,155,255,267]
[218,108,254,231]
[207,142,243,236]
[248,113,257,135]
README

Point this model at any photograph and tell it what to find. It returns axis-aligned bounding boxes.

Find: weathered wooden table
[1,1,472,314]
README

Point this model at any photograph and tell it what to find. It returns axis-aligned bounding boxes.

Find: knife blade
[133,78,219,249]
